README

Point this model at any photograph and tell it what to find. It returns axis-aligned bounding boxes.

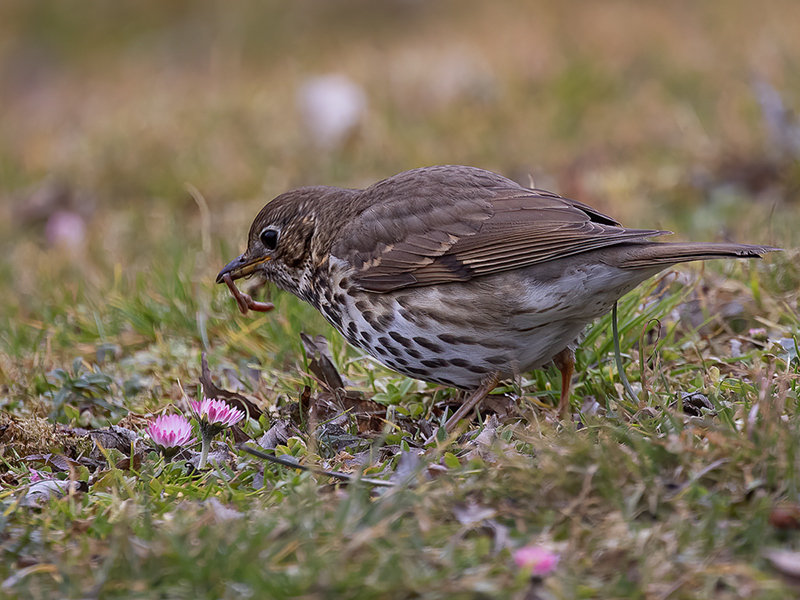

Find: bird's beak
[215,253,271,283]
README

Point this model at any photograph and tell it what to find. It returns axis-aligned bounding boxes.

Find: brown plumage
[218,165,778,427]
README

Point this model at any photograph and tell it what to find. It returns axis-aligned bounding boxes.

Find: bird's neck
[269,257,334,314]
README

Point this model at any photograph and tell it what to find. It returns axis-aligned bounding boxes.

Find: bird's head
[216,185,359,296]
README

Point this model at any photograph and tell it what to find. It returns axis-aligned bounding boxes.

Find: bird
[217,165,777,429]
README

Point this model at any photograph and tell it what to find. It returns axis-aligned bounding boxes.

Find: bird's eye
[260,228,279,251]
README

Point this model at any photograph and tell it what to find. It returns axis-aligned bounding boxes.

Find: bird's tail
[618,242,780,269]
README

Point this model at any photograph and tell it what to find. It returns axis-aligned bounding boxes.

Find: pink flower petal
[192,398,244,427]
[513,546,559,577]
[147,413,195,449]
[28,468,48,482]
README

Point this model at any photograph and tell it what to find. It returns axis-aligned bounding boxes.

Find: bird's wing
[333,173,667,293]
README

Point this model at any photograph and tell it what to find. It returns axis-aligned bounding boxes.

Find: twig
[239,444,395,487]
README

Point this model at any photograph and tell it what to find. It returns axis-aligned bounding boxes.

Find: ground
[1,2,799,598]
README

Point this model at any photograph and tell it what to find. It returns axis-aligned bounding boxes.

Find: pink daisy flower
[190,398,245,469]
[147,414,196,458]
[513,545,560,577]
[190,398,245,428]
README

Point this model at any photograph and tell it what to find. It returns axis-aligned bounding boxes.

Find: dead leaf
[453,502,497,526]
[300,333,347,392]
[452,501,511,554]
[2,470,22,486]
[200,354,263,419]
[315,423,361,451]
[765,549,800,581]
[24,454,81,473]
[465,415,507,462]
[673,392,715,417]
[204,497,243,522]
[390,450,425,485]
[472,414,499,448]
[55,425,90,437]
[580,396,604,416]
[114,412,151,430]
[479,393,517,420]
[115,451,144,471]
[19,479,86,507]
[15,557,39,569]
[251,467,265,490]
[298,385,312,413]
[229,424,251,445]
[257,420,292,450]
[770,504,800,529]
[89,426,138,454]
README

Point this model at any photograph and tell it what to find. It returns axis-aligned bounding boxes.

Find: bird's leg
[443,372,501,432]
[222,273,274,315]
[553,348,575,419]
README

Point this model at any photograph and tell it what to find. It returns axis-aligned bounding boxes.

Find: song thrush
[217,165,776,427]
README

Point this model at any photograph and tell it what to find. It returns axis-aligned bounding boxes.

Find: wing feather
[331,166,665,293]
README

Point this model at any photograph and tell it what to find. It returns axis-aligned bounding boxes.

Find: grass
[1,1,800,598]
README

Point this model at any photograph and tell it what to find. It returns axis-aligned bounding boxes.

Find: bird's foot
[425,373,501,445]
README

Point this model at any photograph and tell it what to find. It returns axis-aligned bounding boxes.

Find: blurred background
[3,6,800,595]
[0,0,798,362]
